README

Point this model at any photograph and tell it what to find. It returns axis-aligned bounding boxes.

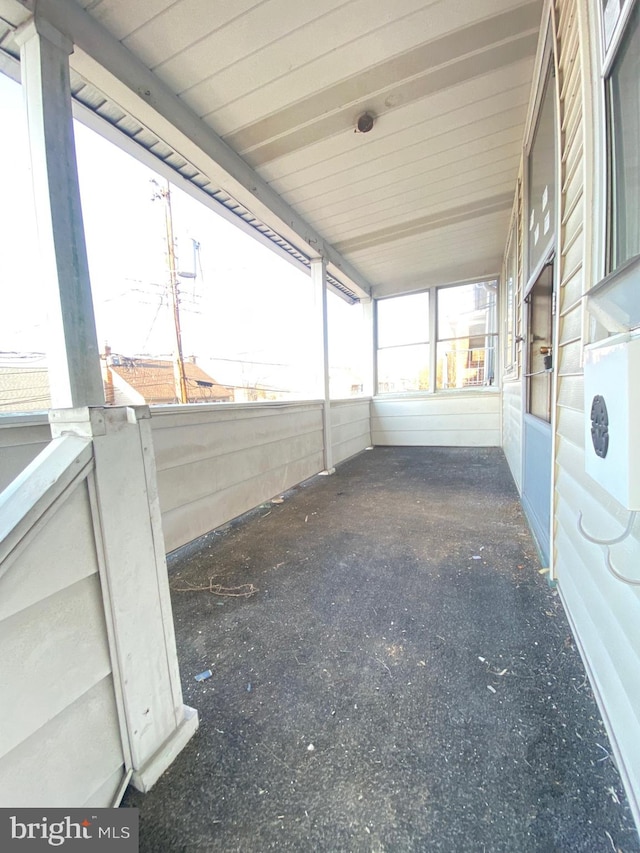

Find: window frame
[375,291,431,394]
[435,282,498,391]
[600,0,637,75]
[599,0,639,274]
[375,279,499,396]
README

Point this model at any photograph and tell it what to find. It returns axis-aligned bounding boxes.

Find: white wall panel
[0,676,124,807]
[0,414,50,493]
[0,574,112,757]
[0,448,125,807]
[151,403,325,551]
[330,399,371,466]
[371,393,501,447]
[501,380,522,490]
[0,485,98,620]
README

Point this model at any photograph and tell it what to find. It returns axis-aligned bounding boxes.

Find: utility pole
[153,179,188,403]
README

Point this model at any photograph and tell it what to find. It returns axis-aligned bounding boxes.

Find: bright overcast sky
[0,71,368,396]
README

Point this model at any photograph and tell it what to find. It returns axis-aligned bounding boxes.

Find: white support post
[15,17,104,409]
[310,258,334,474]
[49,406,198,793]
[429,286,438,393]
[362,298,376,397]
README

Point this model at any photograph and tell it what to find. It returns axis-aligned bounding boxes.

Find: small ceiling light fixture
[355,112,375,133]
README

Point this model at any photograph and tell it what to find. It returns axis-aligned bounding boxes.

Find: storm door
[522,260,555,562]
[521,38,557,566]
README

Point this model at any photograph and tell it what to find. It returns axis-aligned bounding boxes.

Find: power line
[205,355,293,368]
[141,295,168,352]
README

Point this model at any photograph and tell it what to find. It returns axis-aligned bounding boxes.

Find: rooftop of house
[106,355,234,405]
[0,356,234,412]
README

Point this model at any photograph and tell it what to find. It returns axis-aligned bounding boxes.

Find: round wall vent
[356,112,375,133]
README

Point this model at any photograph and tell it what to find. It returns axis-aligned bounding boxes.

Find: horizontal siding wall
[553,0,640,827]
[0,413,50,493]
[502,380,523,492]
[555,407,640,823]
[371,393,501,447]
[330,398,371,466]
[151,402,325,552]
[0,448,125,806]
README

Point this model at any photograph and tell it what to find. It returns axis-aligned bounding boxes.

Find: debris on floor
[172,578,258,597]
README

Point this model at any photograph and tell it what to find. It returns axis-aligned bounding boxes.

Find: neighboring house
[103,352,234,405]
[0,355,233,412]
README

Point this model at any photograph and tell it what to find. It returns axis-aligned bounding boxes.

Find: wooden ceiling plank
[270,96,528,204]
[189,0,437,125]
[336,196,512,255]
[231,34,537,166]
[310,161,520,239]
[82,0,177,42]
[152,0,347,95]
[201,0,536,132]
[259,62,533,188]
[122,0,264,72]
[294,131,523,221]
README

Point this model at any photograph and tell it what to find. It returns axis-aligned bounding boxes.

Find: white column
[310,258,334,473]
[429,286,437,393]
[49,405,198,792]
[15,17,104,408]
[362,298,376,397]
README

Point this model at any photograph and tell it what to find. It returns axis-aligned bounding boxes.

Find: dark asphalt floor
[122,446,640,853]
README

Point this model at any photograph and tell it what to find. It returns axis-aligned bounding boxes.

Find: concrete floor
[122,447,640,852]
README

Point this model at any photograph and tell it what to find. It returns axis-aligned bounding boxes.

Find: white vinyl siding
[371,393,501,447]
[330,398,372,466]
[151,402,325,552]
[0,439,126,806]
[502,380,523,490]
[552,0,640,827]
[0,413,50,492]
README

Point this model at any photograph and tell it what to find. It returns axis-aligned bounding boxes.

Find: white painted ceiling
[0,0,542,299]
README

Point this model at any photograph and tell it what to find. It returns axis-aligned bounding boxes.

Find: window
[604,0,639,270]
[327,290,369,398]
[526,263,554,423]
[375,282,498,394]
[376,292,429,393]
[436,283,497,390]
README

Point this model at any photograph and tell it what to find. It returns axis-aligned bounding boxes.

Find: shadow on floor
[123,447,639,853]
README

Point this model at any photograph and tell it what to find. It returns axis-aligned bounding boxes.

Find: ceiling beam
[11,0,372,299]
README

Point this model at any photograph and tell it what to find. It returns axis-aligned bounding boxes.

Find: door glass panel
[527,64,556,278]
[527,264,554,423]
